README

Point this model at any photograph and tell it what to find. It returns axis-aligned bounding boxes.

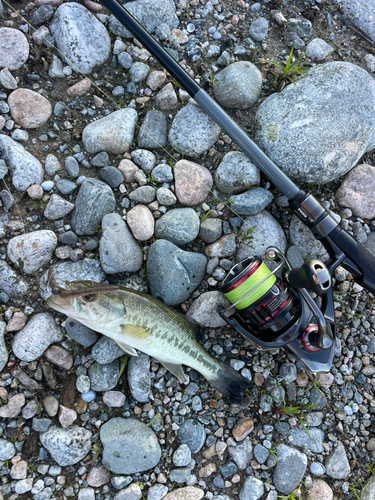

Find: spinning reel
[220,247,335,373]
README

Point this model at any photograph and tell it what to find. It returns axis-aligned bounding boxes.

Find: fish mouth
[46,294,73,311]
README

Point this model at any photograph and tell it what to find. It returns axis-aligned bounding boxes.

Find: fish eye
[83,294,94,302]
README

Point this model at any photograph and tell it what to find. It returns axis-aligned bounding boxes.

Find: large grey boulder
[0,135,43,191]
[213,61,262,109]
[335,0,375,42]
[108,0,178,38]
[254,62,375,184]
[49,2,111,74]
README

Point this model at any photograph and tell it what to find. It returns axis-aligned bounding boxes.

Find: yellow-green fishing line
[224,262,276,309]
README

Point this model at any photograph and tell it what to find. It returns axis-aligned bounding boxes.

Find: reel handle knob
[287,259,331,295]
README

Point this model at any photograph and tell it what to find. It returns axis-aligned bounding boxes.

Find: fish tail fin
[207,361,251,404]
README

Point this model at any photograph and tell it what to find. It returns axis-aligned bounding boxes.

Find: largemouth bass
[46,278,250,403]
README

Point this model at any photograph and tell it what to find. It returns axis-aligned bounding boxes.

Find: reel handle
[287,259,331,295]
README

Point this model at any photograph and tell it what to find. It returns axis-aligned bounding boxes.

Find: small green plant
[209,73,218,86]
[237,226,255,246]
[146,413,162,427]
[118,355,129,379]
[273,403,318,438]
[199,209,212,223]
[258,46,308,88]
[91,442,102,464]
[348,485,361,500]
[278,490,302,500]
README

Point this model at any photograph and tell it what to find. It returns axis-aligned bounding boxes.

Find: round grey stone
[56,179,77,195]
[169,101,221,157]
[92,337,126,364]
[273,444,307,494]
[40,426,91,466]
[279,363,297,383]
[127,353,151,403]
[58,231,78,246]
[239,476,264,500]
[65,156,79,177]
[177,419,206,453]
[90,152,109,168]
[147,239,207,306]
[71,179,116,236]
[100,167,123,188]
[118,51,133,69]
[214,152,260,193]
[254,62,375,184]
[169,468,191,483]
[155,208,200,245]
[156,187,176,206]
[129,186,156,203]
[65,319,98,347]
[45,154,61,176]
[254,444,269,465]
[306,38,334,62]
[249,17,269,41]
[151,163,173,183]
[129,62,150,83]
[100,417,161,474]
[88,360,119,392]
[213,61,262,109]
[199,219,222,244]
[137,110,167,149]
[0,439,16,460]
[173,444,191,467]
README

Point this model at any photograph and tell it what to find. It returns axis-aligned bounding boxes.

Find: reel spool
[219,247,336,373]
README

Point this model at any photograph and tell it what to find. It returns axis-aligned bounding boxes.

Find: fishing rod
[99,0,375,373]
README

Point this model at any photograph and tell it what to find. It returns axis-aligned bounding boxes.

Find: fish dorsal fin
[114,340,138,357]
[160,362,188,383]
[121,324,152,339]
[65,280,102,291]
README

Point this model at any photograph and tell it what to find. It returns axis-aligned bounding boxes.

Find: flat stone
[71,179,116,236]
[87,466,111,487]
[239,476,264,500]
[0,135,43,191]
[127,205,155,241]
[12,312,63,362]
[174,160,213,205]
[0,28,29,70]
[100,417,161,474]
[214,152,260,194]
[325,441,350,479]
[306,38,334,62]
[88,360,119,391]
[40,426,92,466]
[49,3,111,74]
[0,393,25,418]
[273,444,307,494]
[83,109,138,154]
[8,88,52,128]
[169,102,221,157]
[163,488,203,500]
[177,420,206,453]
[230,188,273,216]
[254,62,375,184]
[187,291,232,328]
[7,230,57,274]
[100,213,143,273]
[147,239,207,306]
[127,353,151,403]
[0,67,17,89]
[213,61,262,109]
[336,164,375,219]
[146,70,166,91]
[306,479,333,500]
[137,110,167,149]
[103,391,126,407]
[45,346,73,370]
[288,427,324,453]
[44,194,75,220]
[67,78,92,97]
[232,418,254,442]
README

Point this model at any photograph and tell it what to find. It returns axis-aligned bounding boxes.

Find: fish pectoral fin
[114,340,138,357]
[121,324,152,339]
[161,362,188,383]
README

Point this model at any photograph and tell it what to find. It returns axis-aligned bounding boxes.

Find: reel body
[220,248,335,373]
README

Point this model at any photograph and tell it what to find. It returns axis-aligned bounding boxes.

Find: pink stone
[232,418,254,441]
[55,246,72,260]
[103,390,126,407]
[27,184,43,200]
[0,393,25,418]
[10,460,27,479]
[118,159,139,183]
[336,164,375,219]
[86,466,111,487]
[59,405,77,428]
[35,0,64,6]
[155,83,178,110]
[6,311,27,332]
[0,28,29,71]
[8,89,52,129]
[174,160,213,206]
[146,71,166,91]
[126,205,154,241]
[45,346,73,370]
[306,479,333,500]
[83,0,103,12]
[67,78,92,97]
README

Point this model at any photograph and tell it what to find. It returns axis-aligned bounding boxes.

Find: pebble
[325,441,350,479]
[163,487,203,500]
[82,109,138,154]
[232,418,254,441]
[214,152,260,193]
[27,184,43,200]
[187,291,232,328]
[306,479,333,500]
[205,235,236,258]
[50,2,111,74]
[147,239,207,305]
[76,375,91,394]
[10,460,27,479]
[81,391,96,403]
[0,393,25,418]
[169,102,221,156]
[127,353,151,402]
[0,28,29,70]
[155,208,199,245]
[174,160,213,205]
[213,61,262,109]
[239,476,264,500]
[230,188,273,215]
[88,360,119,391]
[273,444,307,494]
[279,363,297,383]
[12,313,62,362]
[45,345,74,370]
[118,51,133,69]
[289,215,328,261]
[8,88,52,129]
[156,82,178,110]
[138,110,167,149]
[336,164,375,219]
[310,462,326,476]
[100,166,124,188]
[56,179,77,194]
[0,67,17,89]
[65,318,98,347]
[44,194,75,220]
[71,178,115,236]
[0,439,16,460]
[146,70,167,91]
[100,213,143,273]
[103,391,126,407]
[170,468,192,483]
[200,219,222,244]
[100,417,161,474]
[129,186,156,203]
[306,38,334,62]
[147,484,169,500]
[40,426,92,466]
[289,427,324,453]
[58,405,77,428]
[130,61,150,83]
[87,466,111,487]
[6,311,27,331]
[249,17,269,41]
[126,205,155,241]
[177,420,206,453]
[156,187,177,206]
[92,336,125,364]
[43,395,59,417]
[67,78,92,97]
[173,444,192,467]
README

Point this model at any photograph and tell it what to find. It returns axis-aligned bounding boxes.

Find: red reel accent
[301,325,320,352]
